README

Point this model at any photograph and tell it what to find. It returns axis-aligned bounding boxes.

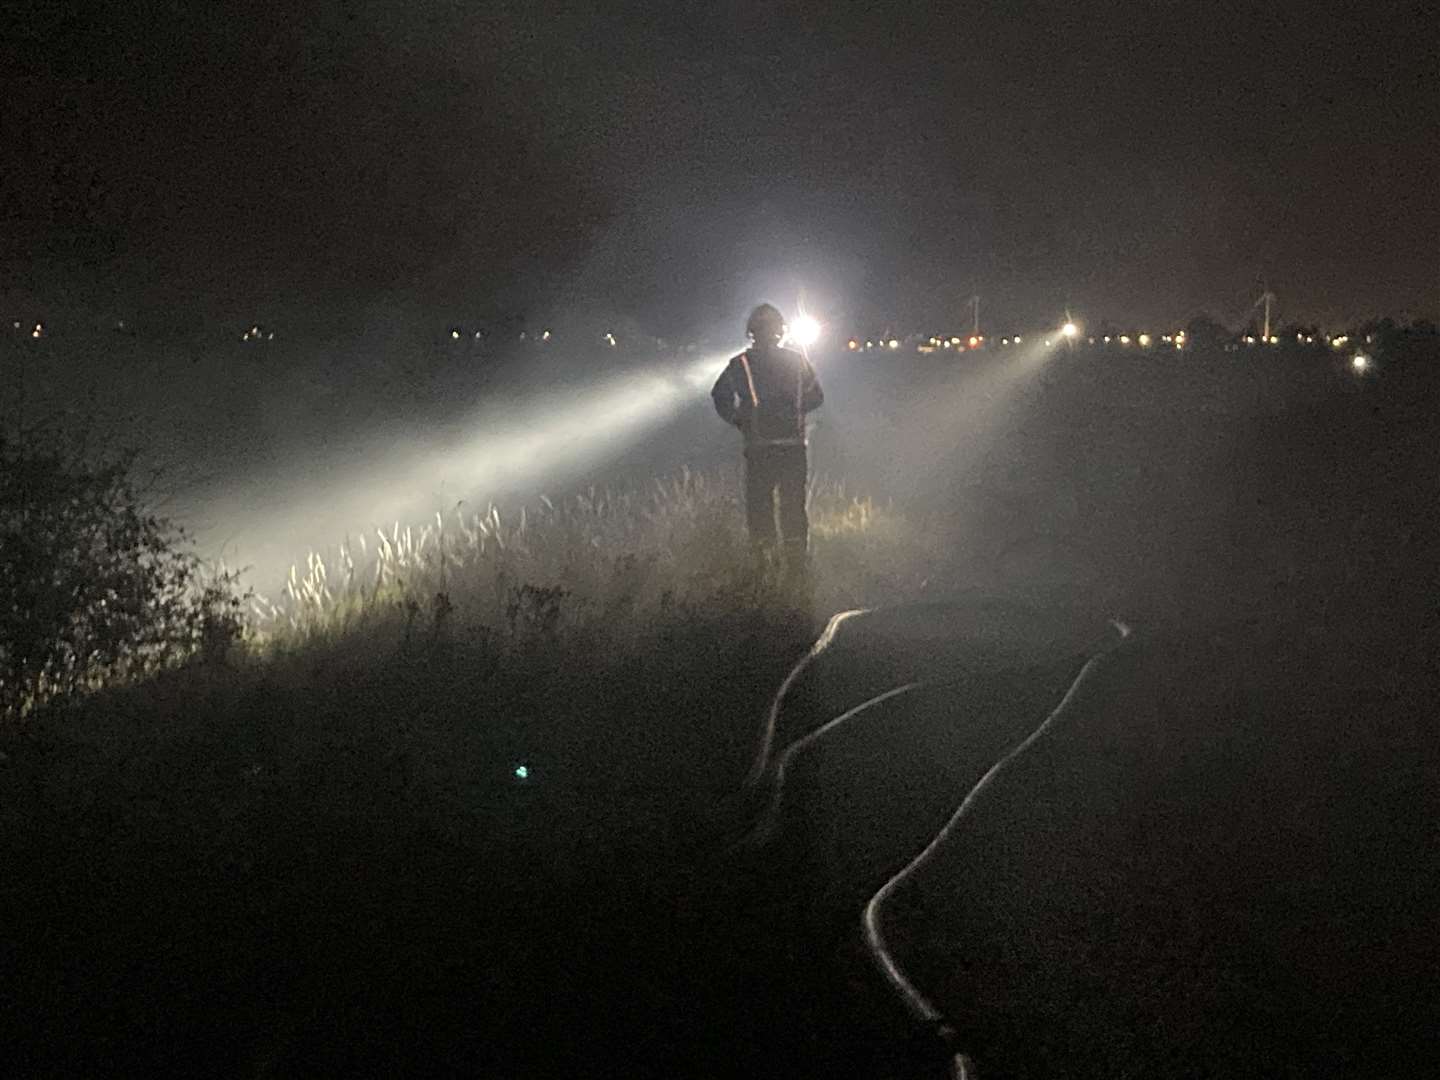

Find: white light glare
[1352,353,1370,372]
[1061,322,1078,338]
[788,314,822,348]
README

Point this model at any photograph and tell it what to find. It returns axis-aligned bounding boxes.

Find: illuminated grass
[4,468,931,891]
[251,467,932,654]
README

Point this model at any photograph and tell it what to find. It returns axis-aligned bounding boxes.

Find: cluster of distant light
[3,316,1402,375]
[845,333,1027,354]
[840,327,1389,355]
[448,326,622,347]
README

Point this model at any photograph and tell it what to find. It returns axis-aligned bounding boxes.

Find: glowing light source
[31,323,43,339]
[968,335,980,348]
[514,764,529,780]
[1119,335,1131,345]
[451,329,461,340]
[788,314,822,348]
[1013,335,1022,344]
[1138,333,1152,347]
[1061,322,1078,339]
[1352,353,1370,372]
[847,338,859,350]
[888,339,899,350]
[541,330,552,341]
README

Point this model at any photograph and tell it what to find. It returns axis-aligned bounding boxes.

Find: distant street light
[1352,353,1370,372]
[1061,322,1078,338]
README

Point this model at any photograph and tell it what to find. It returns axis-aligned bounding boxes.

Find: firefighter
[711,303,824,567]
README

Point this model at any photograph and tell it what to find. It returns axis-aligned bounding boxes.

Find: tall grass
[4,466,929,886]
[252,467,931,658]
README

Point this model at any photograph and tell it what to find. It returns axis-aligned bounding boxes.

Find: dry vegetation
[3,456,937,886]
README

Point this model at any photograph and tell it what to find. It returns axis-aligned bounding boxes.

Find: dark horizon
[5,2,1438,341]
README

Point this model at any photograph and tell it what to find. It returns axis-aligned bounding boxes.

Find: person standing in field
[710,304,824,570]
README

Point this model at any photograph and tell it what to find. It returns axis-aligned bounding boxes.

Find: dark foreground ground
[4,340,1438,1078]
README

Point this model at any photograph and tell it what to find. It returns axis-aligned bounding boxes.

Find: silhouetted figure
[711,304,824,568]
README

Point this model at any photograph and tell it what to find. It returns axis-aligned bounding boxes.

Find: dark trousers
[744,444,809,555]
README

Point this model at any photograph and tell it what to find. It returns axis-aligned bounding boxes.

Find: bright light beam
[193,355,737,593]
[787,314,822,348]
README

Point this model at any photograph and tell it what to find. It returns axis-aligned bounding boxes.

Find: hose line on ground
[860,618,1133,1080]
[744,607,871,787]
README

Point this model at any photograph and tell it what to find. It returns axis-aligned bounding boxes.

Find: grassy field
[4,333,1437,1077]
[1,465,943,1077]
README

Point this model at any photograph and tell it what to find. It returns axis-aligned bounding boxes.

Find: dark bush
[0,422,247,720]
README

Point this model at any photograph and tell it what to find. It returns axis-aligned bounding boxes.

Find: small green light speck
[514,765,529,780]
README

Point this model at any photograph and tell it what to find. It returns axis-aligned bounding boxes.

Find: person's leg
[777,446,809,564]
[744,448,779,546]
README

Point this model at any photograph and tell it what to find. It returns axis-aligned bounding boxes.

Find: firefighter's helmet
[746,303,787,346]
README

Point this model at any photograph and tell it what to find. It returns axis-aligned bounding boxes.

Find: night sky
[5,1,1437,337]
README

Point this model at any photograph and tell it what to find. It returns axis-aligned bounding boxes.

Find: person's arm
[711,360,741,426]
[800,358,824,412]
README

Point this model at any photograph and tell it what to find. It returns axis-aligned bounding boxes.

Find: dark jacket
[711,344,824,446]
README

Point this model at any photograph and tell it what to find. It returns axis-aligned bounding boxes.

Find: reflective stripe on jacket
[711,345,824,446]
